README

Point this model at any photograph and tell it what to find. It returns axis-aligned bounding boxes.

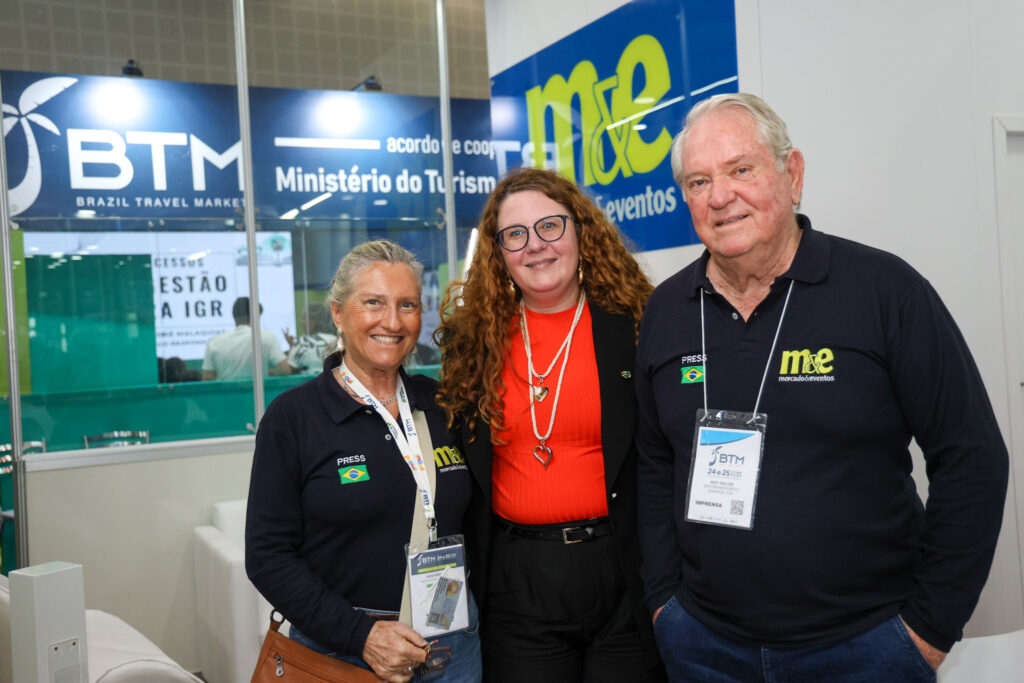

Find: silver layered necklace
[519,290,587,468]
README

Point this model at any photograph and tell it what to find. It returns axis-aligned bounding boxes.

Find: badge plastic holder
[405,534,470,637]
[684,409,767,530]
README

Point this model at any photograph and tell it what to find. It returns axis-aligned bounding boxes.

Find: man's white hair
[670,92,795,190]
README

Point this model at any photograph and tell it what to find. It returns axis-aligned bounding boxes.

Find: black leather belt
[496,516,613,544]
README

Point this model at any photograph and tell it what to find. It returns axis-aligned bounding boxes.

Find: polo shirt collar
[684,213,828,298]
[316,351,432,423]
[784,214,829,285]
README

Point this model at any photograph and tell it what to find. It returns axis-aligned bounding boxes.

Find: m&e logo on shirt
[434,445,465,467]
[339,465,370,484]
[435,445,467,472]
[778,348,835,382]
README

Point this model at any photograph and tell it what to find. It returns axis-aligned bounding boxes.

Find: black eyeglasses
[495,215,571,252]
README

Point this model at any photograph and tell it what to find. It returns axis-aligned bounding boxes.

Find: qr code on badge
[730,499,744,515]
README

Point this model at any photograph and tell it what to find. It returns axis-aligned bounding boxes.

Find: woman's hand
[362,621,428,682]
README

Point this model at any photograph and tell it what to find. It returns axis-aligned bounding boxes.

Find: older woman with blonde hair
[247,240,481,682]
[436,168,664,682]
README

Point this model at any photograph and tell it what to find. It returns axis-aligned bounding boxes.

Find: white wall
[485,0,1024,638]
[23,441,255,671]
[484,0,625,75]
[734,0,1024,638]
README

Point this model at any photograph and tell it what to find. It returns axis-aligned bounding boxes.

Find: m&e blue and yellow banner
[489,0,738,251]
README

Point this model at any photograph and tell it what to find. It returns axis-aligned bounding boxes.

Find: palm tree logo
[2,76,77,216]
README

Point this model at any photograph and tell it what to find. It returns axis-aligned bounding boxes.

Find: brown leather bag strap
[268,610,284,633]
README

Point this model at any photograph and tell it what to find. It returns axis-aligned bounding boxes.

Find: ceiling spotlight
[122,59,144,77]
[351,75,382,92]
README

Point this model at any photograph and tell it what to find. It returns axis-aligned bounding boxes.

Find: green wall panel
[25,254,157,393]
[0,230,32,396]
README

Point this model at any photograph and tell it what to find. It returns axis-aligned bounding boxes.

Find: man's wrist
[900,616,947,671]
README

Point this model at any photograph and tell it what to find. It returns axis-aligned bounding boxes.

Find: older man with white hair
[635,92,1008,682]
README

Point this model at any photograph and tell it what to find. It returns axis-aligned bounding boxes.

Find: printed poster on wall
[488,0,739,252]
[22,231,295,362]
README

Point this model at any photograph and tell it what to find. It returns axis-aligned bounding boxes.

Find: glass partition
[245,0,491,413]
[0,1,491,571]
[1,0,491,453]
[1,0,257,452]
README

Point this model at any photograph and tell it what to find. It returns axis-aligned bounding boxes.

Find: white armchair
[193,499,287,683]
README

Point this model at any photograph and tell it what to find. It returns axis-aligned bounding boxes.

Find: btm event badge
[406,535,470,637]
[684,409,766,530]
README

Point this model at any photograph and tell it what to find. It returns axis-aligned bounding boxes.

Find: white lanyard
[700,279,794,419]
[337,360,436,539]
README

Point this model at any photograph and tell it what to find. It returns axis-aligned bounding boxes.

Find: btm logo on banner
[3,76,242,217]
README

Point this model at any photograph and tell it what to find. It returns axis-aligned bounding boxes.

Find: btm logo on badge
[707,445,744,468]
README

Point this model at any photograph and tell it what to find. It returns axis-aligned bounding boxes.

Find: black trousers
[481,519,659,683]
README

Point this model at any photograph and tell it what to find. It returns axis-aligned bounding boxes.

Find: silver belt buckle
[561,526,584,544]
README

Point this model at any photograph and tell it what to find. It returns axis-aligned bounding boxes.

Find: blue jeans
[653,596,936,682]
[289,595,482,682]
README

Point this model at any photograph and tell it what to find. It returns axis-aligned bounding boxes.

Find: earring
[578,263,584,286]
[507,277,517,296]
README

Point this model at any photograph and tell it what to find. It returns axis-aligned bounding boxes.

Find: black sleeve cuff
[900,608,955,653]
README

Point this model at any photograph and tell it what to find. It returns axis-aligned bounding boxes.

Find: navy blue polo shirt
[636,216,1007,651]
[246,354,471,656]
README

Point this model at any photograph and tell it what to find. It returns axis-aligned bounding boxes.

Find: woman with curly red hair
[436,167,664,682]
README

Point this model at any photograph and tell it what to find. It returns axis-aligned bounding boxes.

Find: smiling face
[331,262,421,379]
[680,108,804,264]
[497,190,580,313]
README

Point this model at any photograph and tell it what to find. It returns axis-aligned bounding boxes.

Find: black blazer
[457,303,661,668]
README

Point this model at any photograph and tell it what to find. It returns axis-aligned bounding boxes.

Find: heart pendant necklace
[520,291,587,468]
[533,443,553,468]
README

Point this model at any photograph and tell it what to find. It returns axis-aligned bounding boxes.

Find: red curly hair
[435,167,653,433]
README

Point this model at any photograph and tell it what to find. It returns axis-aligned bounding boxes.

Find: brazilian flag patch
[681,365,705,384]
[339,465,370,484]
